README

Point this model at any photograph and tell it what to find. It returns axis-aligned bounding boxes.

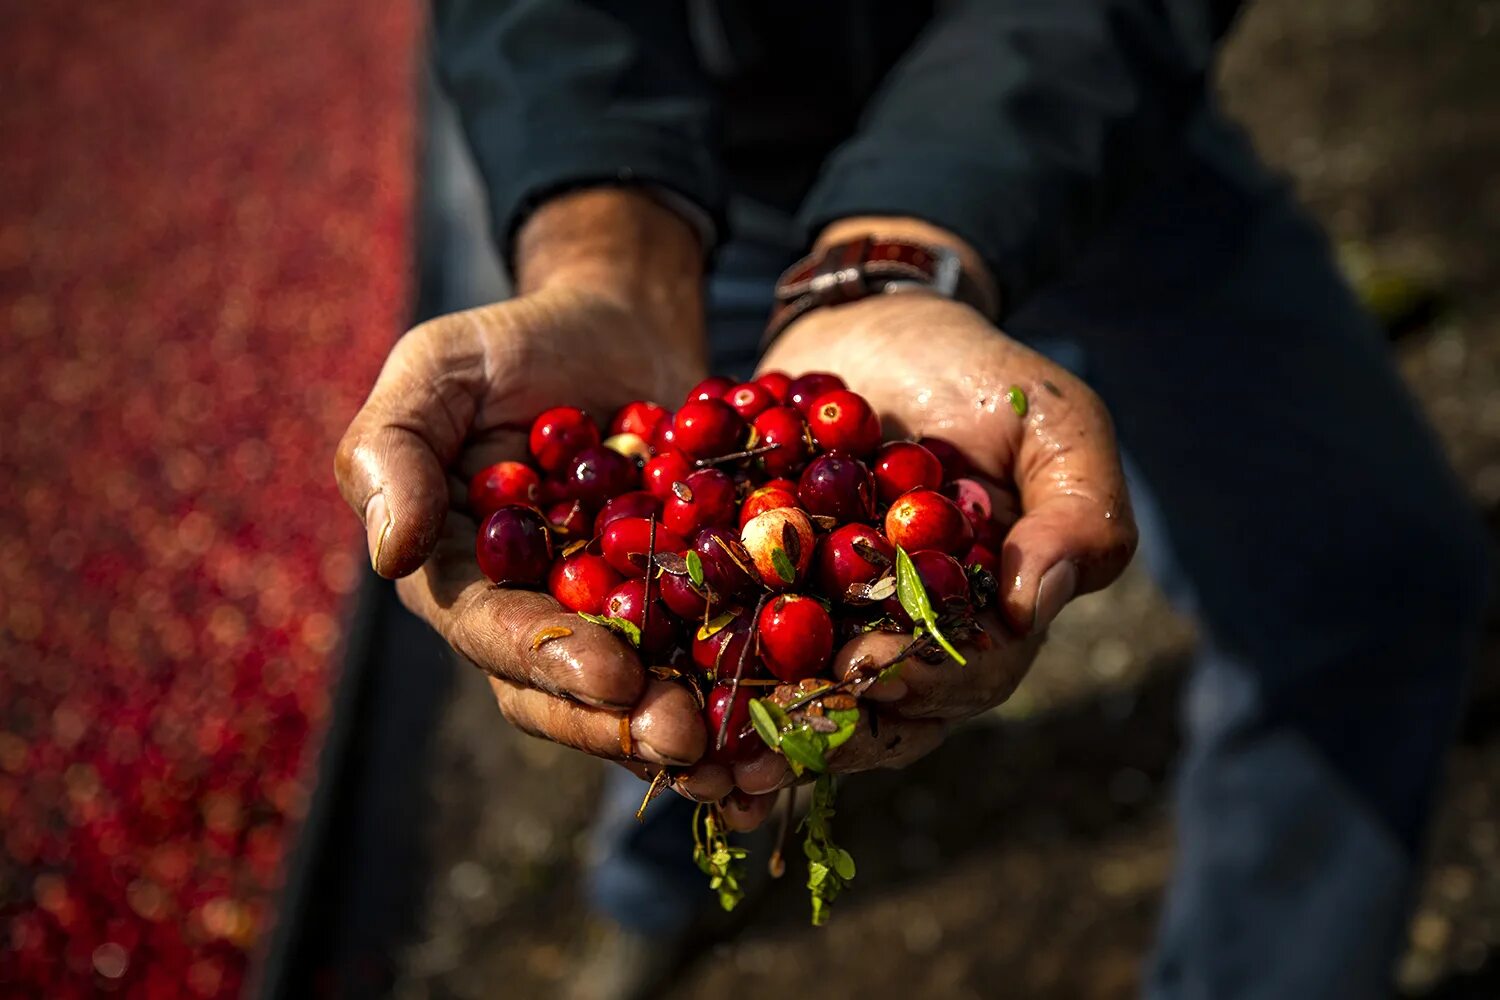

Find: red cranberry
[973,517,1007,551]
[917,436,972,481]
[609,400,670,439]
[816,523,895,601]
[659,570,712,620]
[600,517,687,578]
[594,491,663,535]
[691,608,756,675]
[650,417,677,452]
[740,507,815,589]
[476,505,553,586]
[529,406,600,473]
[693,526,755,601]
[547,499,591,538]
[874,442,944,504]
[797,451,876,523]
[704,683,757,762]
[754,370,793,404]
[562,445,639,510]
[643,448,695,501]
[883,550,970,625]
[722,382,775,421]
[467,461,542,521]
[764,477,799,492]
[548,553,623,615]
[751,406,813,478]
[663,468,737,537]
[787,372,847,414]
[738,483,799,528]
[687,375,738,404]
[806,389,882,456]
[965,542,999,576]
[885,488,973,555]
[602,578,676,657]
[943,477,993,532]
[671,399,746,460]
[757,594,834,682]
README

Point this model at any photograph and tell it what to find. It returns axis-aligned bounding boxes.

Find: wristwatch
[763,236,992,345]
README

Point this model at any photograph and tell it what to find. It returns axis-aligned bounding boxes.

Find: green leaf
[779,726,828,773]
[824,707,861,752]
[685,549,705,589]
[770,546,796,585]
[830,847,856,880]
[1004,384,1028,417]
[893,547,967,666]
[747,699,782,750]
[801,774,852,926]
[576,612,642,648]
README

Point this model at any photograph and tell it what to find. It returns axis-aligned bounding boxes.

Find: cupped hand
[334,285,723,781]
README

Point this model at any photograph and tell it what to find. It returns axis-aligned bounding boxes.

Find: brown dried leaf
[809,514,839,531]
[654,551,689,575]
[822,693,857,711]
[851,537,891,568]
[865,575,897,601]
[671,481,693,503]
[561,539,590,558]
[713,534,756,578]
[780,519,802,563]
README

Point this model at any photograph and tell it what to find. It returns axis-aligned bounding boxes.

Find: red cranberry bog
[0,3,419,996]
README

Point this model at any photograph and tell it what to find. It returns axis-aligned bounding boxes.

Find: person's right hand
[333,189,735,791]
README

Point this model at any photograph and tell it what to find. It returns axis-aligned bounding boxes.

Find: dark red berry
[650,417,677,452]
[548,553,624,615]
[874,441,944,504]
[738,483,799,528]
[797,451,876,523]
[754,370,793,404]
[965,542,999,576]
[687,375,737,404]
[693,526,755,601]
[643,448,695,501]
[757,594,834,682]
[723,382,775,421]
[529,406,600,473]
[671,399,746,460]
[943,477,993,532]
[609,400,670,439]
[786,372,846,414]
[885,488,973,555]
[663,468,737,537]
[468,461,542,521]
[806,389,881,456]
[600,517,687,578]
[751,405,813,478]
[602,578,676,657]
[816,523,895,601]
[704,683,757,762]
[563,445,640,510]
[917,436,972,481]
[691,608,755,675]
[594,490,663,534]
[546,499,590,537]
[659,570,712,620]
[883,550,970,625]
[476,505,553,586]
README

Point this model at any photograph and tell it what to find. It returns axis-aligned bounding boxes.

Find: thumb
[998,392,1137,636]
[334,316,489,578]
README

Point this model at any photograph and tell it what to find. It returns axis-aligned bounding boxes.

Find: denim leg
[1013,121,1490,998]
[583,241,793,934]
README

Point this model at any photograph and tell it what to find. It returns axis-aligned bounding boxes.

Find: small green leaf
[684,549,705,589]
[748,699,782,750]
[779,726,828,773]
[831,848,856,880]
[893,546,967,666]
[576,612,642,647]
[1004,384,1028,417]
[824,707,861,752]
[770,546,796,585]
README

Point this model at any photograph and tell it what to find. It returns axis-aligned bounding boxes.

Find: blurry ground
[390,3,1500,998]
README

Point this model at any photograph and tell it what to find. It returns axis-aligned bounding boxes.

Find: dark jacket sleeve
[431,0,723,257]
[797,0,1244,314]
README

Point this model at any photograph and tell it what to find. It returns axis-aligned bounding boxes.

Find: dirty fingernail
[1033,560,1077,633]
[364,492,391,573]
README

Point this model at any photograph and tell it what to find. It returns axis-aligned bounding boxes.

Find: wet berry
[687,375,737,403]
[659,570,712,620]
[467,460,542,521]
[723,381,776,421]
[797,451,876,523]
[594,491,663,534]
[562,445,639,510]
[546,499,590,537]
[602,578,676,657]
[693,526,755,601]
[786,372,846,414]
[751,406,813,478]
[476,505,553,586]
[884,488,973,555]
[704,683,758,762]
[600,517,687,578]
[883,550,970,625]
[529,406,599,473]
[917,436,972,481]
[671,399,746,460]
[609,400,670,439]
[807,389,881,456]
[740,507,815,589]
[691,609,755,675]
[548,553,623,615]
[816,523,894,601]
[738,483,800,528]
[754,370,793,404]
[757,594,834,682]
[642,448,695,501]
[874,441,944,504]
[663,468,737,537]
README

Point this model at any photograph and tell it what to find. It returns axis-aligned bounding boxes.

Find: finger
[832,625,1037,721]
[489,676,705,767]
[398,510,647,709]
[722,791,776,832]
[613,761,735,803]
[826,708,945,774]
[334,315,490,578]
[999,376,1138,635]
[733,749,791,795]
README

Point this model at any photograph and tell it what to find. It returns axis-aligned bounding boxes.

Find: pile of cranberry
[467,371,1008,768]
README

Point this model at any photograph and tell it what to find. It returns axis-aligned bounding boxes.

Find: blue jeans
[585,113,1491,998]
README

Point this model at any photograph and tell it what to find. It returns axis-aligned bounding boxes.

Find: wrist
[813,216,1000,319]
[515,187,707,353]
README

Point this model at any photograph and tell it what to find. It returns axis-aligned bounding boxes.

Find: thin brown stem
[717,591,769,752]
[695,442,781,468]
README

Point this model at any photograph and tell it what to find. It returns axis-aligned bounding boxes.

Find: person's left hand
[716,290,1138,829]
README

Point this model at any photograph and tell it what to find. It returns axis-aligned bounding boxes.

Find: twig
[695,442,781,468]
[641,514,657,652]
[717,591,769,752]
